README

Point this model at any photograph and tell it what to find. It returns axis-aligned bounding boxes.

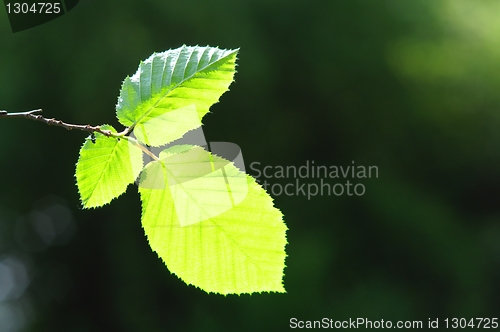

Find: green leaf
[116,45,238,146]
[139,145,287,294]
[76,125,143,208]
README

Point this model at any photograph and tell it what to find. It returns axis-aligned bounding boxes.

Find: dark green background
[1,1,500,331]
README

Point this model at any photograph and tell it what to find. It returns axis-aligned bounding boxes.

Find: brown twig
[0,109,116,137]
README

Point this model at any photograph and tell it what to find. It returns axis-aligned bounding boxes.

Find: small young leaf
[76,125,143,208]
[138,145,287,294]
[116,45,238,146]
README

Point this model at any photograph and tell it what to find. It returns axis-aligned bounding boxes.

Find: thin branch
[0,109,116,137]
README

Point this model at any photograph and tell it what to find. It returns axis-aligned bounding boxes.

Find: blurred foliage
[0,0,500,331]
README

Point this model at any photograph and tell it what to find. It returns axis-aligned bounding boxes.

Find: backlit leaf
[139,145,287,294]
[75,125,143,208]
[116,45,238,146]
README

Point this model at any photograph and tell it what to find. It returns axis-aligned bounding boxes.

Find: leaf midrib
[86,138,123,205]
